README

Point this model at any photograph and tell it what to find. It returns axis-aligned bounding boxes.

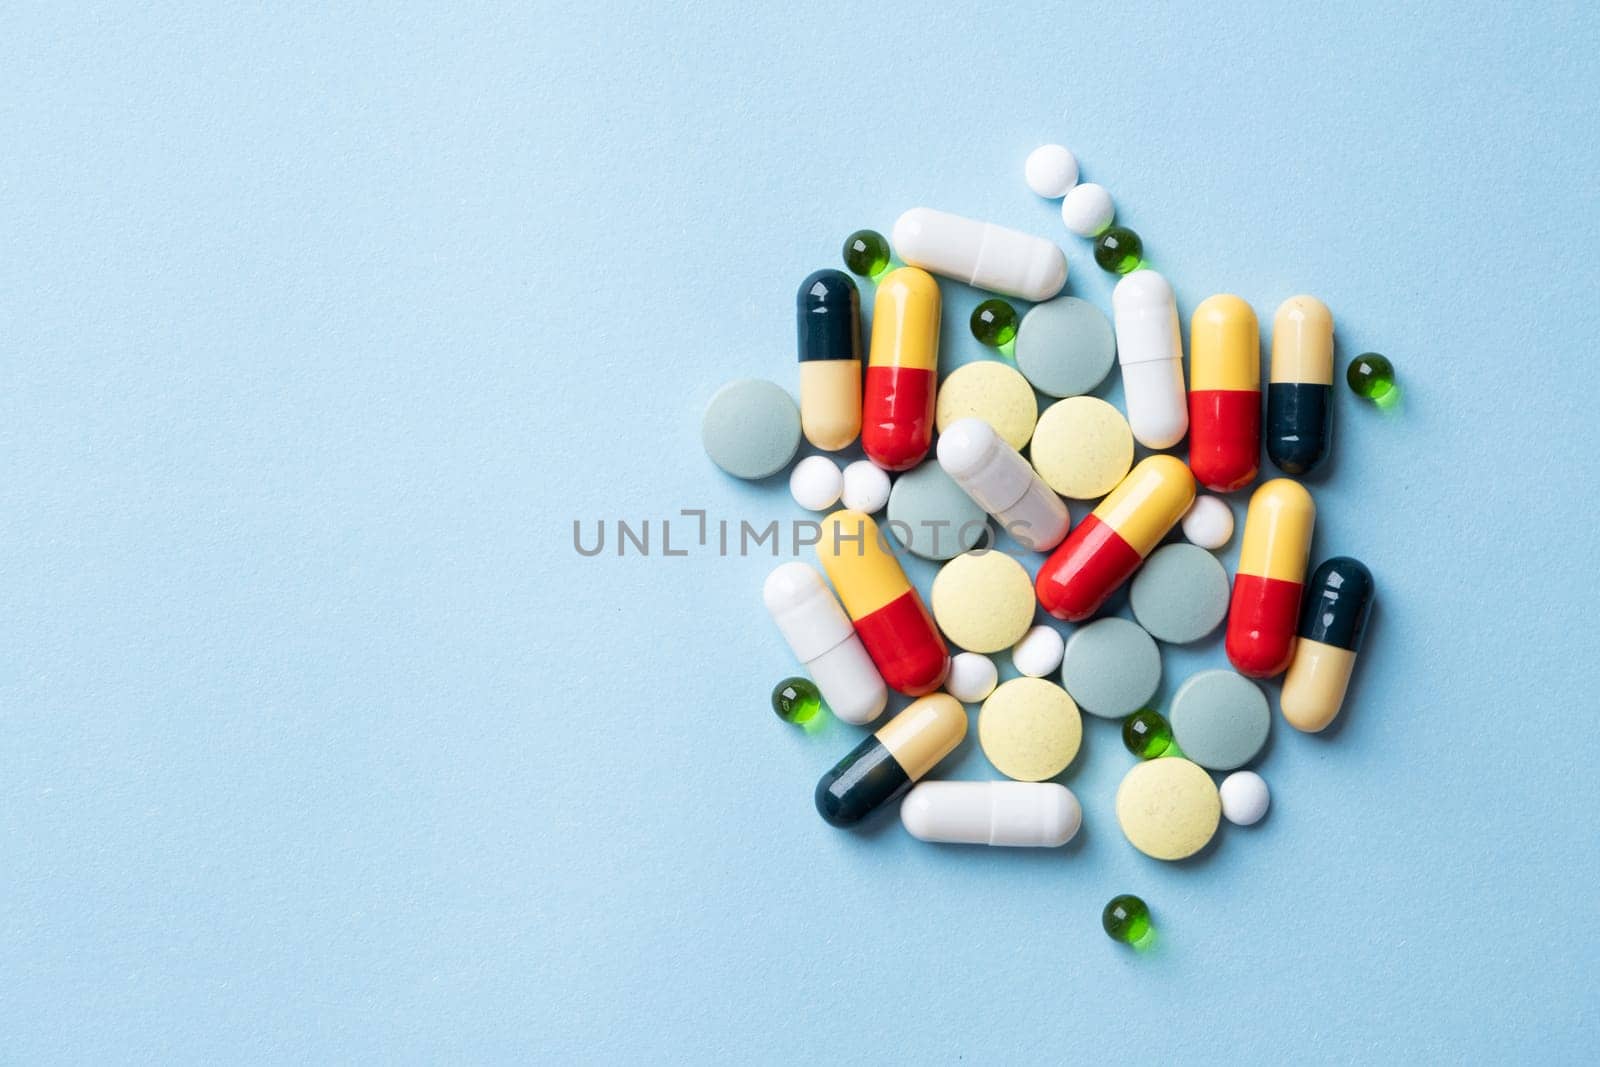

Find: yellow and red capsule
[817,510,950,695]
[1225,479,1315,677]
[1035,455,1195,622]
[862,267,939,470]
[1188,294,1261,493]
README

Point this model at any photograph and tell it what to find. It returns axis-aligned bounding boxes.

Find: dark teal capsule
[1267,297,1334,475]
[796,269,862,363]
[1299,557,1375,651]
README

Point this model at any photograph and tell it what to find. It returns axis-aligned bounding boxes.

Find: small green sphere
[1122,709,1173,759]
[1347,352,1397,403]
[970,299,1020,348]
[1093,226,1143,274]
[1102,894,1153,947]
[772,677,822,724]
[842,229,891,278]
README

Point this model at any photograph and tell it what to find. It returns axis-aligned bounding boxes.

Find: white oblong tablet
[937,418,1071,552]
[1112,270,1189,449]
[892,207,1067,302]
[901,780,1081,846]
[763,562,888,725]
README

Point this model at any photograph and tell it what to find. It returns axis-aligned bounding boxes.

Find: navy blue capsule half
[1298,556,1374,651]
[815,736,910,827]
[796,269,861,363]
[1267,382,1331,475]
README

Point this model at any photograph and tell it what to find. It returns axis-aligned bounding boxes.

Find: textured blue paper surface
[4,3,1598,1061]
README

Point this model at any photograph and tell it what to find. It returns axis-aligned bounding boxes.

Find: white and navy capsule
[900,781,1081,847]
[1281,557,1374,733]
[936,417,1071,551]
[892,207,1068,302]
[764,562,887,726]
[1112,270,1189,449]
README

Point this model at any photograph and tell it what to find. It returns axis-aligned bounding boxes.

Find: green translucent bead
[1102,894,1154,947]
[1347,352,1398,404]
[1122,709,1172,759]
[1093,226,1143,274]
[842,230,891,279]
[772,677,822,724]
[970,299,1019,348]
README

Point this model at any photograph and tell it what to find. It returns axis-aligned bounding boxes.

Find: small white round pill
[1060,183,1115,237]
[1181,494,1235,550]
[1011,624,1065,678]
[1024,144,1079,199]
[945,652,999,703]
[1219,770,1271,826]
[789,455,843,511]
[840,459,891,514]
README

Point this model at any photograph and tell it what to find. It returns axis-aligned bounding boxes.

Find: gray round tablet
[1059,617,1161,718]
[1129,544,1231,644]
[1014,296,1116,398]
[1169,669,1270,770]
[701,379,801,480]
[886,461,989,560]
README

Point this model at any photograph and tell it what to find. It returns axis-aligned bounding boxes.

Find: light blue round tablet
[886,461,989,560]
[1129,544,1231,644]
[1169,669,1270,771]
[1059,617,1160,719]
[1014,296,1117,398]
[701,378,802,480]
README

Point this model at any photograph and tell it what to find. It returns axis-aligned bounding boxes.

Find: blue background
[4,2,1598,1062]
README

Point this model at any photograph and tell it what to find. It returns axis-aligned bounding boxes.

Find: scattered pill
[1188,294,1262,492]
[945,651,999,703]
[1129,543,1231,644]
[1115,756,1221,860]
[886,460,989,560]
[795,269,864,451]
[817,510,950,696]
[863,267,941,470]
[1061,617,1161,719]
[979,677,1082,781]
[772,677,822,724]
[935,361,1039,451]
[931,550,1036,654]
[1281,556,1375,733]
[1094,226,1144,274]
[1036,455,1195,622]
[842,229,891,279]
[893,207,1068,302]
[1122,708,1173,759]
[1102,894,1154,947]
[1181,495,1234,550]
[1168,669,1270,771]
[1347,352,1398,406]
[1024,144,1079,198]
[1112,270,1189,449]
[840,459,892,514]
[1226,479,1315,678]
[789,455,844,511]
[764,562,888,726]
[1060,182,1115,237]
[815,693,967,827]
[701,378,802,480]
[1014,296,1117,399]
[902,780,1081,847]
[970,298,1020,348]
[1219,770,1270,826]
[937,417,1071,552]
[1268,296,1334,475]
[1011,624,1065,678]
[1029,396,1134,500]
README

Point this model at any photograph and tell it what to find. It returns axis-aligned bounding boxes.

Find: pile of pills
[703,141,1392,947]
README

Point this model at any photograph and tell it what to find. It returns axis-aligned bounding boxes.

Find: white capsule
[892,208,1067,302]
[789,455,843,511]
[1011,624,1065,678]
[1024,144,1079,198]
[1112,270,1189,449]
[1182,494,1235,550]
[901,780,1081,847]
[945,652,998,703]
[763,562,887,725]
[936,417,1071,551]
[1219,770,1270,826]
[840,459,891,514]
[1060,182,1115,237]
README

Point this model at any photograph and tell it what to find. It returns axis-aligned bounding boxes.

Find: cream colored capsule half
[800,360,862,451]
[1280,638,1357,733]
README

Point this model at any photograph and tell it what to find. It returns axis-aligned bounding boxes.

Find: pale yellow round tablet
[930,550,1036,653]
[1029,396,1134,499]
[935,361,1039,451]
[978,677,1082,781]
[1115,757,1222,861]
